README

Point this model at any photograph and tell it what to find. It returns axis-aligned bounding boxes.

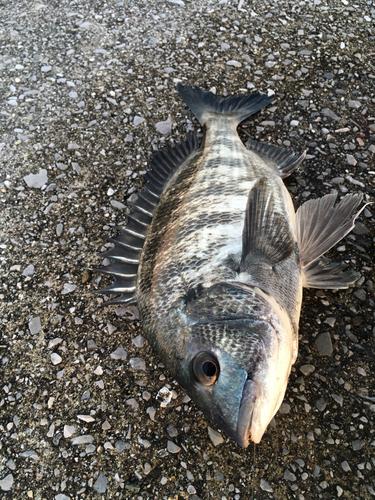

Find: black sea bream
[97,85,364,448]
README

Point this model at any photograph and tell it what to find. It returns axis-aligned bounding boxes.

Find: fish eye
[191,352,220,386]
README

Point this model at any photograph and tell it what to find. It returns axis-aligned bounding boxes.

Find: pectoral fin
[241,178,295,270]
[303,257,360,289]
[296,192,366,289]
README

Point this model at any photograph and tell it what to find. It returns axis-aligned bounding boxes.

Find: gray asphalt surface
[1,1,375,499]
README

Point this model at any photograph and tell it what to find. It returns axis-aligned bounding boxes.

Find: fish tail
[177,84,274,127]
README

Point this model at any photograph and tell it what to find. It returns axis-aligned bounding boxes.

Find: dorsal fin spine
[95,134,200,304]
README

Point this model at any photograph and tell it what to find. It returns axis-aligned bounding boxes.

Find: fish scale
[97,84,364,447]
[173,124,265,289]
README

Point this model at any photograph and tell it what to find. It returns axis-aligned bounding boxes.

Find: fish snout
[235,379,262,448]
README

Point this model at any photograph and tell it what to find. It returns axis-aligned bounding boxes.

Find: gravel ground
[1,1,375,499]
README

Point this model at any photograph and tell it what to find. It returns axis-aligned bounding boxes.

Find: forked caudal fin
[296,192,366,289]
[177,83,274,127]
[94,134,200,305]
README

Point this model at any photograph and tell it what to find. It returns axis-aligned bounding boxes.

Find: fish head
[174,285,295,447]
[235,314,294,446]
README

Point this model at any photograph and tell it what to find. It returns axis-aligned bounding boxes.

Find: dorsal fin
[95,134,200,305]
[246,138,306,178]
[240,177,295,270]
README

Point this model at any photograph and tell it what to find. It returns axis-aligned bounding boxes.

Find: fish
[96,84,365,448]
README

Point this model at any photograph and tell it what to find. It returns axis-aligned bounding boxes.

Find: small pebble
[19,451,39,461]
[352,440,365,451]
[208,427,224,446]
[22,264,35,276]
[341,460,351,471]
[316,398,327,412]
[56,223,64,237]
[346,154,357,166]
[48,338,63,349]
[132,334,144,347]
[115,441,130,453]
[348,100,361,108]
[61,283,76,294]
[284,469,297,482]
[77,415,95,423]
[134,116,145,126]
[142,391,151,401]
[167,440,181,453]
[167,424,178,438]
[93,473,107,494]
[315,332,333,356]
[129,357,146,371]
[226,60,242,67]
[155,118,172,135]
[138,435,151,448]
[93,366,103,375]
[260,478,273,492]
[146,407,156,420]
[28,317,41,335]
[300,364,315,376]
[126,398,139,410]
[354,289,366,301]
[324,317,336,327]
[0,474,14,491]
[63,425,75,438]
[24,169,48,188]
[102,421,111,430]
[110,347,127,360]
[51,353,62,365]
[331,394,343,406]
[71,435,94,445]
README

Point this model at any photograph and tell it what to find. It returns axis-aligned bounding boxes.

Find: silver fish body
[98,85,364,447]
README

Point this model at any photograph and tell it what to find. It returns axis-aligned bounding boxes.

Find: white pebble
[22,264,35,276]
[94,366,103,375]
[28,317,41,335]
[24,169,48,188]
[167,440,181,453]
[51,353,62,365]
[61,283,77,294]
[208,426,224,446]
[48,338,63,349]
[77,415,95,423]
[110,347,127,360]
[63,425,76,438]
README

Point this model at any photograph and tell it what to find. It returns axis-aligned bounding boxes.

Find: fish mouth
[235,379,261,448]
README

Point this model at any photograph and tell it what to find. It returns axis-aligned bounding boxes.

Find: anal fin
[241,178,295,270]
[246,138,306,178]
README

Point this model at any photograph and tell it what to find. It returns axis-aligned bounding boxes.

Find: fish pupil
[202,361,216,378]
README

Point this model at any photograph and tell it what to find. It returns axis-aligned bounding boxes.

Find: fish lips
[235,379,262,448]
